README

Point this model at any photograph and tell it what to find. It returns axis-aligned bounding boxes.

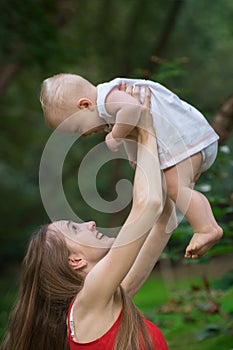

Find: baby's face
[82,124,106,137]
[54,107,106,137]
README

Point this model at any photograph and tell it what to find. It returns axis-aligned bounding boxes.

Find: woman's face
[49,219,115,252]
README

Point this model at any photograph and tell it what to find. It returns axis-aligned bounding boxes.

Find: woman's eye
[72,225,78,232]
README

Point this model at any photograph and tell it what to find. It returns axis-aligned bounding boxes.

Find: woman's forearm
[122,197,175,297]
[113,113,163,246]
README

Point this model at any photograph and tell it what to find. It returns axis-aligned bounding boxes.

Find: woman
[2,88,172,350]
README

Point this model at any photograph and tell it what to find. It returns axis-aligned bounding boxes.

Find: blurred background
[0,0,233,348]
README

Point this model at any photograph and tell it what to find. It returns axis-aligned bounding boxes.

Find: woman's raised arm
[82,88,163,303]
[120,85,176,297]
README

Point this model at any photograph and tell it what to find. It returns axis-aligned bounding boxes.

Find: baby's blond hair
[40,73,94,127]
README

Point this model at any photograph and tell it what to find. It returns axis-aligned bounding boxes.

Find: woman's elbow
[145,190,162,210]
[148,197,163,218]
[138,196,163,218]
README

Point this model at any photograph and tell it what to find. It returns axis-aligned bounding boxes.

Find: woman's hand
[119,82,154,134]
[119,82,154,169]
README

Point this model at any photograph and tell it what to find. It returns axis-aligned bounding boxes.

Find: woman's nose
[87,221,96,231]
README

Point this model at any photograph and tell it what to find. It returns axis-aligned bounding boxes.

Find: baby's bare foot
[185,226,223,259]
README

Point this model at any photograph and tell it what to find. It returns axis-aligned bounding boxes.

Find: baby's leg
[184,191,223,258]
[164,152,223,258]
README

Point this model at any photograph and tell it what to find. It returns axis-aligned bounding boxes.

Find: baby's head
[40,73,97,131]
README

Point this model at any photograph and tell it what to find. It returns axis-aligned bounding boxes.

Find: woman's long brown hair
[2,225,83,350]
[2,225,155,350]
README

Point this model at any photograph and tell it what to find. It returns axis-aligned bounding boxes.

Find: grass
[134,270,233,350]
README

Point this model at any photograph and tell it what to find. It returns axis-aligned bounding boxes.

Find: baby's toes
[185,243,197,258]
[184,246,192,258]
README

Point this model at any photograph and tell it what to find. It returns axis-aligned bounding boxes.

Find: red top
[67,302,168,349]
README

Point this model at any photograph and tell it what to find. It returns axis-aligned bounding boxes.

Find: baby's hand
[105,132,122,152]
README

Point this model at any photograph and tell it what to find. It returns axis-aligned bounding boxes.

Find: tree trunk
[119,0,146,76]
[211,94,233,145]
[144,0,186,77]
[0,63,21,97]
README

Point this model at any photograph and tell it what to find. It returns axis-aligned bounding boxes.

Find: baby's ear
[77,98,93,109]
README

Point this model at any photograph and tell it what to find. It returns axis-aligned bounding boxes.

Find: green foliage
[0,268,20,342]
[166,0,233,111]
[0,0,63,67]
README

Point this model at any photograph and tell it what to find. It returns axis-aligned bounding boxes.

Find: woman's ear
[68,255,88,270]
[77,98,93,109]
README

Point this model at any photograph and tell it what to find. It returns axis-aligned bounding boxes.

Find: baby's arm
[105,89,142,152]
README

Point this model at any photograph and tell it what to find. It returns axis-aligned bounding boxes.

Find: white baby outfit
[97,78,219,170]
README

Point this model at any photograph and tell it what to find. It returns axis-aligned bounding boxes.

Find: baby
[40,73,223,258]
